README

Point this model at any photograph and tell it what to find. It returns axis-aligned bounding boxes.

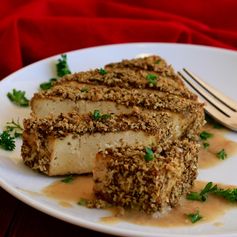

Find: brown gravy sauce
[42,123,237,227]
[42,177,236,227]
[198,124,237,169]
[102,181,236,227]
[43,175,94,206]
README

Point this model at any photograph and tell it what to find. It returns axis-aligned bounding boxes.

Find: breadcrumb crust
[91,140,199,213]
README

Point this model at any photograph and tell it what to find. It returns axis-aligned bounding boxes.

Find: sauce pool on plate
[198,123,237,168]
[42,121,237,227]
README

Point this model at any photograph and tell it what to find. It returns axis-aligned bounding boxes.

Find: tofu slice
[22,111,185,176]
[93,140,199,213]
[31,84,204,135]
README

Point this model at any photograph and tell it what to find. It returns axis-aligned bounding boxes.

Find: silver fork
[178,69,237,131]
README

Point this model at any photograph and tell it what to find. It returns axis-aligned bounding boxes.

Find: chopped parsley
[5,119,23,138]
[214,187,237,202]
[146,74,157,86]
[39,54,71,90]
[98,68,107,75]
[7,89,29,107]
[213,123,223,129]
[187,182,218,202]
[187,182,237,202]
[186,210,202,223]
[80,87,89,93]
[61,175,74,183]
[144,147,154,161]
[40,78,57,90]
[216,149,227,160]
[57,54,71,77]
[199,131,213,141]
[155,59,161,64]
[77,198,88,206]
[205,115,223,129]
[203,142,209,149]
[0,131,15,151]
[92,110,111,120]
[92,110,101,120]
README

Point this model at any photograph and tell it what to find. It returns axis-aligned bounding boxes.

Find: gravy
[43,177,236,227]
[199,124,237,168]
[42,122,237,226]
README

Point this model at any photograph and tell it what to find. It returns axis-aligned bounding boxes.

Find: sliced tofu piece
[31,84,204,137]
[54,65,195,99]
[93,140,199,213]
[22,111,184,176]
[104,55,187,87]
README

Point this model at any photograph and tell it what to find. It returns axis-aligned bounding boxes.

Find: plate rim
[1,42,237,237]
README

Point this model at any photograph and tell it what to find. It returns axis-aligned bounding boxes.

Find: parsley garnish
[216,149,227,160]
[92,110,101,120]
[5,119,23,138]
[187,182,218,202]
[155,59,161,64]
[92,110,111,120]
[77,198,88,206]
[80,87,89,93]
[146,74,157,86]
[144,147,154,161]
[98,68,107,75]
[7,89,29,107]
[39,54,71,90]
[199,131,213,140]
[57,54,71,77]
[61,175,74,183]
[205,115,223,129]
[186,210,202,223]
[203,142,209,149]
[0,131,15,151]
[40,78,57,90]
[214,187,237,202]
[187,182,237,202]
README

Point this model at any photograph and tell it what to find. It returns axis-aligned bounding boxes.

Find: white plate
[1,43,237,237]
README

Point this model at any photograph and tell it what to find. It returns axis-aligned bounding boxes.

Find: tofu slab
[22,111,183,176]
[93,140,199,213]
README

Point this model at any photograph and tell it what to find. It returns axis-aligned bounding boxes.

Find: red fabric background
[0,1,237,236]
[1,0,237,80]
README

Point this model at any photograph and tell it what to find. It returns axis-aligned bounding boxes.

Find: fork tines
[178,69,237,131]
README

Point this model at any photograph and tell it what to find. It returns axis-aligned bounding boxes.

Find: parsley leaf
[186,210,202,223]
[187,182,237,203]
[7,89,29,107]
[214,187,237,202]
[186,182,218,202]
[5,119,23,138]
[144,147,154,161]
[92,110,111,120]
[199,131,213,140]
[205,115,223,129]
[61,175,74,183]
[40,78,57,90]
[98,68,107,75]
[92,110,101,120]
[0,131,15,151]
[78,198,88,206]
[57,54,71,77]
[216,149,227,160]
[39,54,71,90]
[146,74,157,86]
[80,87,89,93]
[203,142,209,149]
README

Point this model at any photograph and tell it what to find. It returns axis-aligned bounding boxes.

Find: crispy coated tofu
[93,140,199,213]
[31,55,200,118]
[21,111,187,176]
